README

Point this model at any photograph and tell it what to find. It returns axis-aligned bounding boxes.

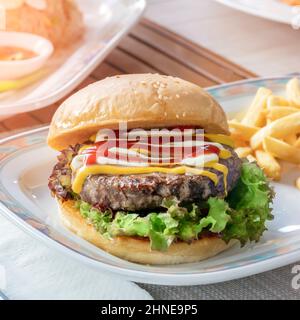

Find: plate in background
[0,75,300,285]
[0,0,146,116]
[215,0,297,25]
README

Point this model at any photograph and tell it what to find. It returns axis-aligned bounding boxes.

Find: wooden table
[146,0,300,76]
[0,18,255,135]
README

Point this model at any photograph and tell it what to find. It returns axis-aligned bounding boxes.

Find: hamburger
[48,74,274,265]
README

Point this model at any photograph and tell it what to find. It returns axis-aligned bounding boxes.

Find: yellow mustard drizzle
[204,134,234,148]
[205,162,229,194]
[219,149,231,159]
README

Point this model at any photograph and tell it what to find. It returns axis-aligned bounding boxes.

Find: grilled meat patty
[49,144,242,212]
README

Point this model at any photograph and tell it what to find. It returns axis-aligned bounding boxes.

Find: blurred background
[146,0,300,75]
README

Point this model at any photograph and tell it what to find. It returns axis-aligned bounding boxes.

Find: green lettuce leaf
[223,161,274,245]
[205,198,230,233]
[109,212,150,237]
[76,201,112,235]
[148,213,178,251]
[176,198,230,241]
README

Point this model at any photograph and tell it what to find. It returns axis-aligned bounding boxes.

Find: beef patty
[49,144,242,212]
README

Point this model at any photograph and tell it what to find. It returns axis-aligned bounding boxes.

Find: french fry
[286,78,300,107]
[235,147,252,158]
[285,134,297,145]
[263,136,300,164]
[255,150,281,180]
[263,105,273,124]
[241,87,272,127]
[265,94,296,122]
[267,95,290,108]
[267,106,299,121]
[229,120,259,141]
[250,111,300,149]
[231,136,249,148]
[266,119,272,125]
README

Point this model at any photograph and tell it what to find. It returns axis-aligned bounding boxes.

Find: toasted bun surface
[59,199,236,265]
[48,74,229,150]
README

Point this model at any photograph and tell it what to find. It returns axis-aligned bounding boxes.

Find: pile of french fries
[229,77,300,186]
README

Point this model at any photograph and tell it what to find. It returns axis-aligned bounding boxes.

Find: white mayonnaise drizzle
[181,153,218,167]
[71,154,86,171]
[71,144,221,170]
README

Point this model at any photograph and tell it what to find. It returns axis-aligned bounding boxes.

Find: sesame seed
[176,114,180,119]
[176,94,180,99]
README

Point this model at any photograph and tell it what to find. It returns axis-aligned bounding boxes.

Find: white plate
[215,0,297,25]
[0,0,146,116]
[0,75,300,286]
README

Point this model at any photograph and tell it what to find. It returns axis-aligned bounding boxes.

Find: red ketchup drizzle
[80,128,220,166]
[189,144,220,158]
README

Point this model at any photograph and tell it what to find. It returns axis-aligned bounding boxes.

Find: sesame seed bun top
[47,74,229,150]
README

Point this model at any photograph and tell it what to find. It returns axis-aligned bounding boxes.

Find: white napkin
[0,215,152,300]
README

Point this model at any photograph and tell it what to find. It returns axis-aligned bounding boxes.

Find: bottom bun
[58,199,237,265]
